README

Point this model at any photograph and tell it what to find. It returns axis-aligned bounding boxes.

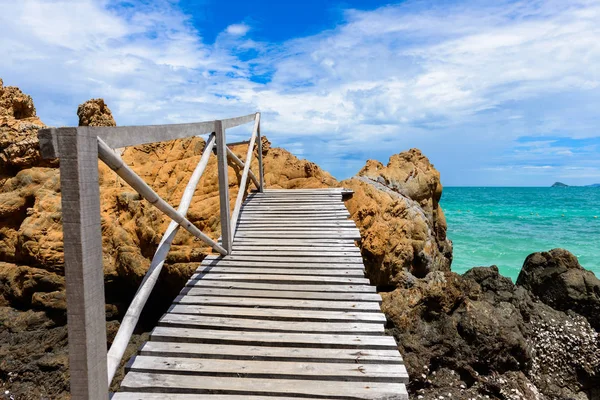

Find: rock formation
[0,79,54,171]
[383,265,600,399]
[77,98,116,127]
[517,248,600,331]
[342,150,452,284]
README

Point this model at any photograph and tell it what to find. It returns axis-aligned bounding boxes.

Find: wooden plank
[126,355,407,381]
[238,212,351,217]
[243,202,347,207]
[180,287,381,302]
[237,225,357,230]
[150,327,399,349]
[196,266,365,277]
[168,304,386,322]
[139,341,403,364]
[188,274,369,285]
[235,226,359,231]
[221,113,257,129]
[38,121,216,155]
[185,280,376,293]
[229,246,360,252]
[247,199,343,203]
[263,189,345,192]
[56,128,109,399]
[227,250,361,257]
[231,239,359,246]
[237,221,356,225]
[119,372,408,398]
[113,393,310,400]
[241,206,348,211]
[158,314,383,334]
[200,260,364,269]
[235,233,361,239]
[204,255,363,264]
[174,295,381,311]
[238,217,351,222]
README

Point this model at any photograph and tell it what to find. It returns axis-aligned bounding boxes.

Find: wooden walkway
[114,188,408,399]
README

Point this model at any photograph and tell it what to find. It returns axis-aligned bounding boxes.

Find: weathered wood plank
[119,372,408,398]
[139,342,403,364]
[189,273,369,284]
[196,266,365,277]
[126,355,407,382]
[180,287,381,302]
[231,239,359,246]
[158,314,383,334]
[227,251,362,257]
[204,255,363,264]
[168,304,385,322]
[174,295,381,311]
[234,227,359,232]
[150,327,399,349]
[200,260,364,269]
[113,393,313,400]
[234,233,361,239]
[228,245,360,252]
[238,220,356,225]
[185,280,376,293]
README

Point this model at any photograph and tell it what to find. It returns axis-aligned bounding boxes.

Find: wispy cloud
[0,0,599,185]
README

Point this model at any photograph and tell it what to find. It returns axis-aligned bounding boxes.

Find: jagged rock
[0,79,51,170]
[0,262,64,308]
[77,98,116,127]
[517,248,600,331]
[382,265,600,399]
[342,150,452,283]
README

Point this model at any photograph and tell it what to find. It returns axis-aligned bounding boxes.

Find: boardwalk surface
[114,189,408,399]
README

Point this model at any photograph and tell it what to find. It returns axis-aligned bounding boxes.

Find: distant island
[552,182,600,187]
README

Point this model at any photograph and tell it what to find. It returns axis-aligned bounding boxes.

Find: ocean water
[441,187,600,282]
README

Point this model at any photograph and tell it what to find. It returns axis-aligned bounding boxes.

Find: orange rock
[343,150,452,283]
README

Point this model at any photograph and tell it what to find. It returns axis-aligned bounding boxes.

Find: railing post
[215,120,233,253]
[257,114,265,193]
[57,128,108,399]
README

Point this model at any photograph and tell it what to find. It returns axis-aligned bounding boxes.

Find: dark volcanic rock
[517,248,600,331]
[382,266,600,399]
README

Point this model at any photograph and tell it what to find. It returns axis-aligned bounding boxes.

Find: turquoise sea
[441,187,600,282]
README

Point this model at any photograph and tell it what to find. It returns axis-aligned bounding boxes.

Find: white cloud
[0,0,599,185]
[226,23,250,36]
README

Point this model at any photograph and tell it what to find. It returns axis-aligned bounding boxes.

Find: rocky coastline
[0,80,598,399]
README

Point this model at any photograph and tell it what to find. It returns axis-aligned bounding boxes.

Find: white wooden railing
[38,112,263,399]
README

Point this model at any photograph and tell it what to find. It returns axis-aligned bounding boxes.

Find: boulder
[0,79,52,170]
[342,150,452,283]
[382,266,600,399]
[77,98,116,127]
[517,248,600,331]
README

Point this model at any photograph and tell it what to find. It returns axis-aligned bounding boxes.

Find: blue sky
[1,0,599,186]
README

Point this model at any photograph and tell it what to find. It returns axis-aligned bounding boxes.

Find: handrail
[105,133,216,383]
[230,113,260,238]
[37,111,264,397]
